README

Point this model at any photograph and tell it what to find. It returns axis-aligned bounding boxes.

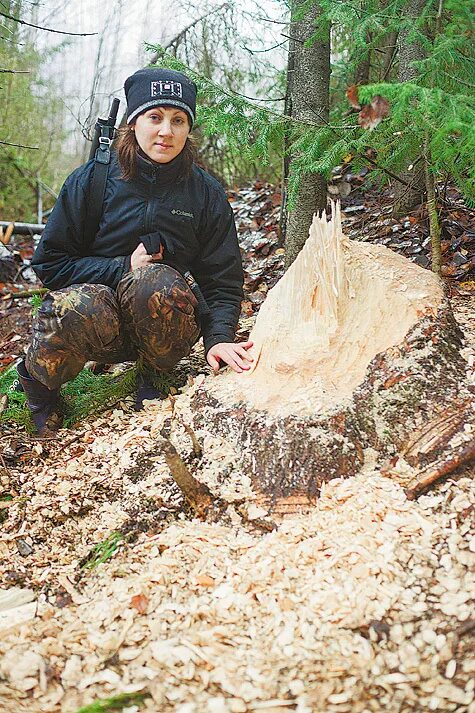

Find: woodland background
[1,3,475,712]
[1,0,474,272]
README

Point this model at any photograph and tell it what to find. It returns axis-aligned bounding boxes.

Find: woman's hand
[131,243,152,271]
[130,242,164,271]
[206,340,254,374]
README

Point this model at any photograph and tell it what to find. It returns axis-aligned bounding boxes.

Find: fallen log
[0,221,45,236]
[184,203,473,514]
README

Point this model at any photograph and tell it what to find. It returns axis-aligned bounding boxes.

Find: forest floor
[0,183,474,713]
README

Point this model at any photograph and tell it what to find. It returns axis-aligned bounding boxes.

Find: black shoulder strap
[83,133,112,254]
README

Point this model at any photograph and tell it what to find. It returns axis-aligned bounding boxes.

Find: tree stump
[187,204,473,514]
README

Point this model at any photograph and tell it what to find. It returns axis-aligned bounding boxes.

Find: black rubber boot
[17,360,63,436]
[134,371,165,411]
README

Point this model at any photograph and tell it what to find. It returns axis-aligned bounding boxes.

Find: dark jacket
[31,151,244,354]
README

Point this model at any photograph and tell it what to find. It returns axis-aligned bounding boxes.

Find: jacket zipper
[144,198,153,234]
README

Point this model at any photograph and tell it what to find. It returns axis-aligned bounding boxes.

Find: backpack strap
[84,99,120,249]
[83,132,112,254]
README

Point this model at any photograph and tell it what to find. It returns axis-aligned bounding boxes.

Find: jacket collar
[136,148,186,186]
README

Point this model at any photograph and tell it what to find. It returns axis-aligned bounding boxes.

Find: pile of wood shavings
[0,292,473,713]
[0,399,186,587]
[1,469,474,713]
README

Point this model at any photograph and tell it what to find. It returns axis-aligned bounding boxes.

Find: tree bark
[393,0,427,217]
[424,136,442,274]
[381,30,398,80]
[279,22,296,244]
[180,205,472,515]
[284,1,330,268]
[354,33,372,85]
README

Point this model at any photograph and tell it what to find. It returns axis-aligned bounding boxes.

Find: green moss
[75,691,148,712]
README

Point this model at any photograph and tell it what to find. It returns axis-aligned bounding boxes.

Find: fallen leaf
[130,593,149,614]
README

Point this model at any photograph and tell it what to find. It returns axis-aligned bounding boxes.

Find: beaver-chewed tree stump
[186,203,474,514]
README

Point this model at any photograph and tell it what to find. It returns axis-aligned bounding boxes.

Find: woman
[18,67,253,436]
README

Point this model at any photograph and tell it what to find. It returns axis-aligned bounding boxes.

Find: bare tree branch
[0,68,30,73]
[242,40,288,54]
[0,10,97,36]
[0,35,25,45]
[149,3,230,62]
[0,139,38,149]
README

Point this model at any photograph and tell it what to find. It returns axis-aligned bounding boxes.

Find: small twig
[364,156,412,188]
[455,619,475,638]
[0,10,98,36]
[3,288,49,299]
[405,441,475,500]
[0,68,30,73]
[0,139,38,149]
[168,396,202,457]
[179,420,203,458]
[159,420,214,517]
[452,619,475,652]
[0,35,25,45]
[0,452,10,473]
[61,432,86,450]
[235,505,277,532]
[242,40,288,55]
[280,32,305,45]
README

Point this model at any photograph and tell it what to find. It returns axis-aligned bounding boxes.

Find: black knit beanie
[124,68,197,126]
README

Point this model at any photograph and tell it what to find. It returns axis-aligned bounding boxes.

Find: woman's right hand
[130,242,153,271]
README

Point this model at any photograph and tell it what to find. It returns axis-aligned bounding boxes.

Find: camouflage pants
[26,264,200,390]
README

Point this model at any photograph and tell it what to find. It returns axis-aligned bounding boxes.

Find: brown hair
[115,124,197,181]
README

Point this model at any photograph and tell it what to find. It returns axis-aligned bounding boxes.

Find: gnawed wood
[188,203,472,513]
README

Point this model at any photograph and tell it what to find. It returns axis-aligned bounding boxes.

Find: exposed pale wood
[0,223,14,245]
[188,203,471,513]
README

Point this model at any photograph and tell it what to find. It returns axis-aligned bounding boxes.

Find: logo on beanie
[151,80,183,98]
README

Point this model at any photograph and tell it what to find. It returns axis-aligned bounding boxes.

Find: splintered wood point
[190,202,473,512]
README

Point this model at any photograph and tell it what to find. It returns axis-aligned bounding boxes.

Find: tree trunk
[393,0,427,217]
[381,30,398,80]
[424,136,442,274]
[284,1,330,268]
[354,33,372,85]
[176,204,472,516]
[279,22,296,245]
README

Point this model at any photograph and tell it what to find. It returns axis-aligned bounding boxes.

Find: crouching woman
[18,67,253,435]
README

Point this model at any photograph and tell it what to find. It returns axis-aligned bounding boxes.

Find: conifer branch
[149,45,358,130]
[441,72,475,89]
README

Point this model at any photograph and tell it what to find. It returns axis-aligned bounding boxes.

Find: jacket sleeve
[193,184,244,355]
[31,164,130,291]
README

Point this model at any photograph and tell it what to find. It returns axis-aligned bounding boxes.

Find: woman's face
[132,106,191,163]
